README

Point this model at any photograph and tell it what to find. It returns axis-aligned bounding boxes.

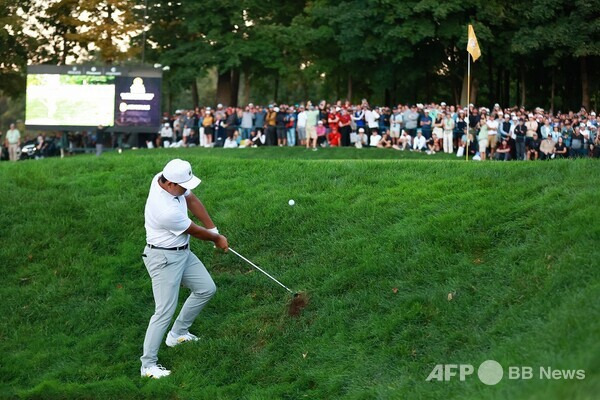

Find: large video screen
[25,65,162,131]
[26,74,115,126]
[114,77,162,128]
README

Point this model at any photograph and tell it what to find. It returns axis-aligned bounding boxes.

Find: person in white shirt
[442,112,455,153]
[390,108,403,145]
[140,159,228,379]
[355,127,367,148]
[365,107,380,132]
[160,123,174,148]
[486,115,499,158]
[5,123,20,161]
[393,130,412,151]
[412,131,427,151]
[296,105,307,146]
[369,130,382,147]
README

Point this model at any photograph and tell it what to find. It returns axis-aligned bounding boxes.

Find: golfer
[140,158,228,379]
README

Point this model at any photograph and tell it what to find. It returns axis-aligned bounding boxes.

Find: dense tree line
[1,0,599,115]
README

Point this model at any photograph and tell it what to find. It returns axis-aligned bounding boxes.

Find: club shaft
[229,248,294,294]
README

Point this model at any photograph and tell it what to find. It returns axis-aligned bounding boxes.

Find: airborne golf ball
[288,199,295,206]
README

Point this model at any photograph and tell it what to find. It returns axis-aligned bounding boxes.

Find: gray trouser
[140,246,216,367]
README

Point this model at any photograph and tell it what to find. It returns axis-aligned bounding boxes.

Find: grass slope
[1,148,599,399]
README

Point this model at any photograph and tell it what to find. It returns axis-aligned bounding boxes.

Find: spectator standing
[390,107,403,145]
[296,105,307,147]
[305,105,319,150]
[275,107,287,146]
[525,113,538,149]
[96,124,107,156]
[265,105,277,146]
[486,115,499,159]
[477,120,488,160]
[253,105,266,141]
[202,108,214,148]
[514,118,527,160]
[285,107,296,147]
[338,108,352,147]
[403,105,419,137]
[442,112,455,153]
[420,110,433,139]
[240,106,254,141]
[5,123,20,161]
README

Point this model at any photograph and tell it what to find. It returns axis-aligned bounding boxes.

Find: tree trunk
[487,53,495,102]
[580,57,590,110]
[550,68,555,114]
[504,70,510,107]
[347,72,352,102]
[273,76,279,104]
[216,70,232,106]
[520,65,526,107]
[242,71,250,106]
[230,69,240,107]
[460,70,478,106]
[191,80,199,109]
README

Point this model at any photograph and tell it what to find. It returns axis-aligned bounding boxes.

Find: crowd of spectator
[3,100,599,161]
[154,99,600,160]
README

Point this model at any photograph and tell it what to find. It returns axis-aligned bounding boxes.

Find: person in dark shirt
[569,128,586,157]
[496,138,511,161]
[514,119,527,160]
[526,132,541,160]
[554,136,568,158]
[275,106,287,146]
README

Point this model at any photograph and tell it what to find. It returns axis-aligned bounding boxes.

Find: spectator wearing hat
[355,127,367,149]
[539,134,555,160]
[159,122,174,148]
[316,120,327,148]
[454,110,467,148]
[253,105,266,141]
[420,109,433,139]
[296,105,307,146]
[377,131,393,148]
[305,105,319,150]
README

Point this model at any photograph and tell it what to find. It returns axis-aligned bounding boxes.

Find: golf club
[229,247,308,316]
[229,248,296,295]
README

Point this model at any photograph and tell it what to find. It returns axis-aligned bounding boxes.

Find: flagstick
[466,53,470,161]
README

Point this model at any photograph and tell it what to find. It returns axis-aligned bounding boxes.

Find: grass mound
[1,148,598,399]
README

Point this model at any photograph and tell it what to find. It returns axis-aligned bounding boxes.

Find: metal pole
[466,53,470,161]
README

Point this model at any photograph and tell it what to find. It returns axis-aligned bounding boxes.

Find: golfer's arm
[184,222,220,242]
[185,192,216,229]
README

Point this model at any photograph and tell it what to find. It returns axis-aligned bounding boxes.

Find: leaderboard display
[25,65,162,132]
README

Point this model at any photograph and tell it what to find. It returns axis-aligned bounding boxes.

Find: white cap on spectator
[206,106,211,111]
[424,109,430,113]
[511,112,516,116]
[417,103,423,108]
[274,107,280,112]
[441,102,446,106]
[318,120,324,124]
[512,116,518,121]
[494,103,500,108]
[580,123,585,127]
[335,106,341,112]
[358,127,365,132]
[469,103,474,107]
[528,113,534,118]
[591,112,596,116]
[217,103,223,108]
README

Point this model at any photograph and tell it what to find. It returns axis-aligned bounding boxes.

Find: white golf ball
[288,199,295,206]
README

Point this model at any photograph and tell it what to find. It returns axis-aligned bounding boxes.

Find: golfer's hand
[214,235,229,252]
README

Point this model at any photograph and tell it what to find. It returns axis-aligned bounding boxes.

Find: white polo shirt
[145,173,192,247]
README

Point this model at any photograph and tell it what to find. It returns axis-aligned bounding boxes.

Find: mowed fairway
[1,148,599,399]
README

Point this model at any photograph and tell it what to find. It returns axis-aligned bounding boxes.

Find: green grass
[1,148,599,399]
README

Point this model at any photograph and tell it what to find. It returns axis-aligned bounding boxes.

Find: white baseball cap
[162,159,201,190]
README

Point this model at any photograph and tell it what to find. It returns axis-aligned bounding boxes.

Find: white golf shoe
[141,364,171,379]
[165,331,199,347]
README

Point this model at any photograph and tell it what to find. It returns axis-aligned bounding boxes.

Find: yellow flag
[467,24,481,62]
